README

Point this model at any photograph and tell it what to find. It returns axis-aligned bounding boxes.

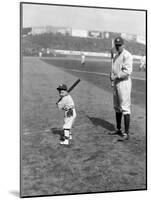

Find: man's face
[58,90,67,97]
[115,44,124,53]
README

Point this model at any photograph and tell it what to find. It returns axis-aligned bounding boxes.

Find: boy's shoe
[60,139,69,145]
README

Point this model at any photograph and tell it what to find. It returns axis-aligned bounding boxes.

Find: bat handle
[56,97,62,105]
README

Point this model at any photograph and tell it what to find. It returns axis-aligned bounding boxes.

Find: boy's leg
[60,129,65,141]
[61,113,76,144]
[60,129,70,145]
[69,130,72,139]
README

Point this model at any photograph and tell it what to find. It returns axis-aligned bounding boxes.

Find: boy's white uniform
[58,94,76,139]
[112,49,133,115]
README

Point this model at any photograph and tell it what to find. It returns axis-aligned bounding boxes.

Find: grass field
[21,56,146,197]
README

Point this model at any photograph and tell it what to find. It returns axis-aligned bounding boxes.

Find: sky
[22,3,146,36]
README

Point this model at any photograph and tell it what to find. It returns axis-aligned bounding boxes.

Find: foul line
[66,69,145,81]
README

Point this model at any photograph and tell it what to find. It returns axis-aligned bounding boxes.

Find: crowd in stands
[22,33,145,57]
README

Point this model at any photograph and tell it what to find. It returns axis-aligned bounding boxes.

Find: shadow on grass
[87,116,115,131]
[51,127,64,140]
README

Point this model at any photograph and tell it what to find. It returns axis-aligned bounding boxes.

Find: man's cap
[57,84,67,91]
[114,36,124,46]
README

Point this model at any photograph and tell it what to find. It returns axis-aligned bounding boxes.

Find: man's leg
[110,112,123,135]
[111,87,123,135]
[118,79,131,141]
[116,112,122,130]
[123,114,130,139]
[119,114,130,141]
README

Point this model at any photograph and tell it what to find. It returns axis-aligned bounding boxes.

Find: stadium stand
[22,33,145,57]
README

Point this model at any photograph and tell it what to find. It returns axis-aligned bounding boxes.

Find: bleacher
[22,33,145,57]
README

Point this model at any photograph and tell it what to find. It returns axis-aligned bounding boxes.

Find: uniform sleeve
[58,95,75,110]
[64,96,75,110]
[118,52,133,78]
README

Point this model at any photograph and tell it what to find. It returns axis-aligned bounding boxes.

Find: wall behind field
[52,49,143,60]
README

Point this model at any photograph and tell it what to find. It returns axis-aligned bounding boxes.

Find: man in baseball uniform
[56,84,77,145]
[110,37,133,141]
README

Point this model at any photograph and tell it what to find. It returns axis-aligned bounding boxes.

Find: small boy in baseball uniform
[110,36,133,141]
[56,84,77,145]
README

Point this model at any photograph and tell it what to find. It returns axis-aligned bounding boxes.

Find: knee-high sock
[124,114,130,134]
[116,112,122,130]
[64,129,70,139]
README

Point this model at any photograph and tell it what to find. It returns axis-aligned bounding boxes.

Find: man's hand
[110,72,117,81]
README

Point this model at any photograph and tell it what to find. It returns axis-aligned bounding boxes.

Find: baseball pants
[63,109,76,138]
[113,78,132,115]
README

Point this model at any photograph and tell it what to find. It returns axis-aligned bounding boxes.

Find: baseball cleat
[109,129,123,136]
[60,139,69,145]
[118,133,129,141]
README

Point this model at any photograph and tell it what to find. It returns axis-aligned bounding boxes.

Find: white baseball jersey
[112,49,133,114]
[58,94,76,129]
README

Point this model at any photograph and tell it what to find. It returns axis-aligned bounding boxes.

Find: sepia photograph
[20,2,147,198]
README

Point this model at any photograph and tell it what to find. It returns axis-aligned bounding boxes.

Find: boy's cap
[57,84,67,91]
[114,36,124,46]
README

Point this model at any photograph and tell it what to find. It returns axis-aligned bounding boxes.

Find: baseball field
[21,56,146,197]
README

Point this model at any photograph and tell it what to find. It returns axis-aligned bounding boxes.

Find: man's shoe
[118,133,129,141]
[109,129,122,136]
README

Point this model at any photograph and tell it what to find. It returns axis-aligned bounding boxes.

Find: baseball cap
[57,84,67,91]
[114,37,124,46]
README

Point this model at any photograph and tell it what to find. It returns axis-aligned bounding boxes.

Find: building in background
[31,26,48,35]
[31,26,72,36]
[28,25,146,47]
[121,33,137,42]
[56,27,72,35]
[71,29,88,38]
[88,30,101,39]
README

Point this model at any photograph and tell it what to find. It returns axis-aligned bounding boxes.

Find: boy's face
[58,90,68,97]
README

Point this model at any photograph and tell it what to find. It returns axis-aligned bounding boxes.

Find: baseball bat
[57,78,81,103]
[67,78,81,93]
